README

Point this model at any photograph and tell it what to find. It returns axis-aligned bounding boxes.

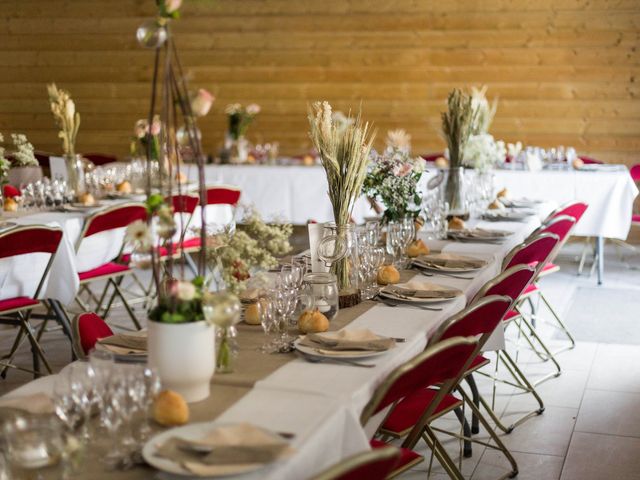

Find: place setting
[446,227,513,244]
[411,252,488,280]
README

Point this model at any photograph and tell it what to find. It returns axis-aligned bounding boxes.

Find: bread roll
[79,192,95,206]
[116,180,132,194]
[496,188,509,198]
[488,199,504,210]
[3,197,18,212]
[175,172,188,184]
[448,217,466,230]
[434,157,449,169]
[244,301,262,325]
[377,265,400,285]
[153,390,189,426]
[298,309,329,334]
[572,158,584,170]
[406,239,430,258]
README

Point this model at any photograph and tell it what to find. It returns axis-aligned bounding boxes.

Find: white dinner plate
[412,254,487,273]
[142,422,287,477]
[294,338,392,359]
[378,289,461,304]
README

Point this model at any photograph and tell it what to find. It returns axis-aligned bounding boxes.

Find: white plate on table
[294,338,391,360]
[143,422,288,477]
[447,228,511,243]
[482,210,533,222]
[412,254,487,273]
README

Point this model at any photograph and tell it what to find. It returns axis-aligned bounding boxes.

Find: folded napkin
[299,329,395,352]
[414,253,486,270]
[501,198,542,208]
[383,280,461,299]
[449,228,511,239]
[0,393,55,415]
[155,423,293,477]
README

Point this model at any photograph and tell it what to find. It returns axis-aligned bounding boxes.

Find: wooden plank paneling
[0,0,638,166]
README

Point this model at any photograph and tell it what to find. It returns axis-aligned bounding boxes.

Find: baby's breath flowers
[10,134,38,167]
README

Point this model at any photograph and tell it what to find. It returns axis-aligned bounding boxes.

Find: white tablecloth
[1,203,551,479]
[193,164,638,240]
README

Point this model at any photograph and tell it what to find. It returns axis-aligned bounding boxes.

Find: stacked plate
[379,280,463,305]
[482,209,535,222]
[447,228,512,243]
[412,253,488,274]
[295,329,396,360]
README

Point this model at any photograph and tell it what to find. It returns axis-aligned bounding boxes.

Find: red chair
[83,153,118,166]
[632,164,640,228]
[74,203,147,330]
[310,446,401,480]
[420,153,444,163]
[3,184,20,198]
[0,225,64,376]
[578,155,603,165]
[468,265,546,432]
[170,193,202,262]
[387,296,518,477]
[361,336,480,479]
[72,312,113,358]
[206,185,241,206]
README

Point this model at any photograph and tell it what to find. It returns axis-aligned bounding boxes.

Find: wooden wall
[1,0,640,165]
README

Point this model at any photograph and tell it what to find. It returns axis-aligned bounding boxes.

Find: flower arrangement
[205,208,293,294]
[225,103,260,140]
[308,101,375,296]
[363,147,426,222]
[130,115,162,160]
[159,0,182,19]
[470,85,498,136]
[191,89,215,117]
[385,128,412,153]
[0,134,9,183]
[10,134,39,167]
[47,83,80,157]
[462,134,506,172]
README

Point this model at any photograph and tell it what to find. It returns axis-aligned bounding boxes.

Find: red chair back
[83,153,118,166]
[578,156,603,165]
[472,264,537,304]
[430,296,511,346]
[74,312,114,356]
[551,201,588,223]
[311,447,401,480]
[420,153,444,162]
[630,164,640,183]
[537,215,576,244]
[361,337,478,422]
[170,194,199,214]
[206,186,241,206]
[0,226,63,259]
[502,232,560,272]
[80,203,148,240]
[3,185,20,198]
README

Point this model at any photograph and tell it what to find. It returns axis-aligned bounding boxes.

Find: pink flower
[150,115,161,136]
[246,103,261,115]
[191,88,215,117]
[134,119,149,139]
[164,0,182,13]
[394,163,413,177]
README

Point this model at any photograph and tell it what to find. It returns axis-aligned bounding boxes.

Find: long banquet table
[187,163,638,284]
[2,203,554,479]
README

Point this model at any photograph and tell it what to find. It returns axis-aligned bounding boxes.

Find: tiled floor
[396,243,640,479]
[1,242,639,479]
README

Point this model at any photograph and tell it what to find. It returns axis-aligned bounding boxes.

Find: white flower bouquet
[462,134,506,172]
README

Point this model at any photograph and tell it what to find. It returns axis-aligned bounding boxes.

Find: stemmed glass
[258,296,278,353]
[365,220,381,246]
[273,287,297,349]
[386,222,404,267]
[400,217,416,268]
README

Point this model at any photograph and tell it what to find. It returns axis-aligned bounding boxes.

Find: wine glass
[365,221,381,246]
[273,287,297,348]
[258,296,278,353]
[386,222,404,267]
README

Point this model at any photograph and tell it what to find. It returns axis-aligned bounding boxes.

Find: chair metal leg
[48,300,76,361]
[111,277,142,330]
[458,388,519,479]
[464,374,481,434]
[0,327,26,379]
[185,252,198,277]
[452,406,473,457]
[19,312,52,377]
[517,314,562,386]
[422,426,465,480]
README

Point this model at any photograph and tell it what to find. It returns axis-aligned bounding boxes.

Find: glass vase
[442,167,468,218]
[316,223,361,308]
[64,154,86,198]
[216,325,238,373]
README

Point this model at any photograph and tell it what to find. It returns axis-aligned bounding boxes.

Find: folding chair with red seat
[0,225,64,377]
[73,203,147,330]
[467,264,544,433]
[499,232,564,388]
[378,296,518,479]
[72,312,113,359]
[360,336,481,479]
[310,446,401,480]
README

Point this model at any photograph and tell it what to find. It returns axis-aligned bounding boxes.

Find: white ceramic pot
[147,320,215,403]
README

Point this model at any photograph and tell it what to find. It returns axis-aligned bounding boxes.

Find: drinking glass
[4,416,67,480]
[365,221,381,246]
[101,375,126,466]
[273,287,297,347]
[258,296,278,353]
[386,222,404,267]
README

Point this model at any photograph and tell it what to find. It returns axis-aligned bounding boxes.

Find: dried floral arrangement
[470,85,498,136]
[47,83,80,157]
[10,134,39,167]
[442,89,476,170]
[204,208,293,294]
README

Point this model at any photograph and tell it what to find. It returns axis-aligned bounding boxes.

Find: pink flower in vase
[191,89,215,117]
[164,0,182,13]
[393,162,413,177]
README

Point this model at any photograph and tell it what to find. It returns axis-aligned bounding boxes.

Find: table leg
[595,236,604,285]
